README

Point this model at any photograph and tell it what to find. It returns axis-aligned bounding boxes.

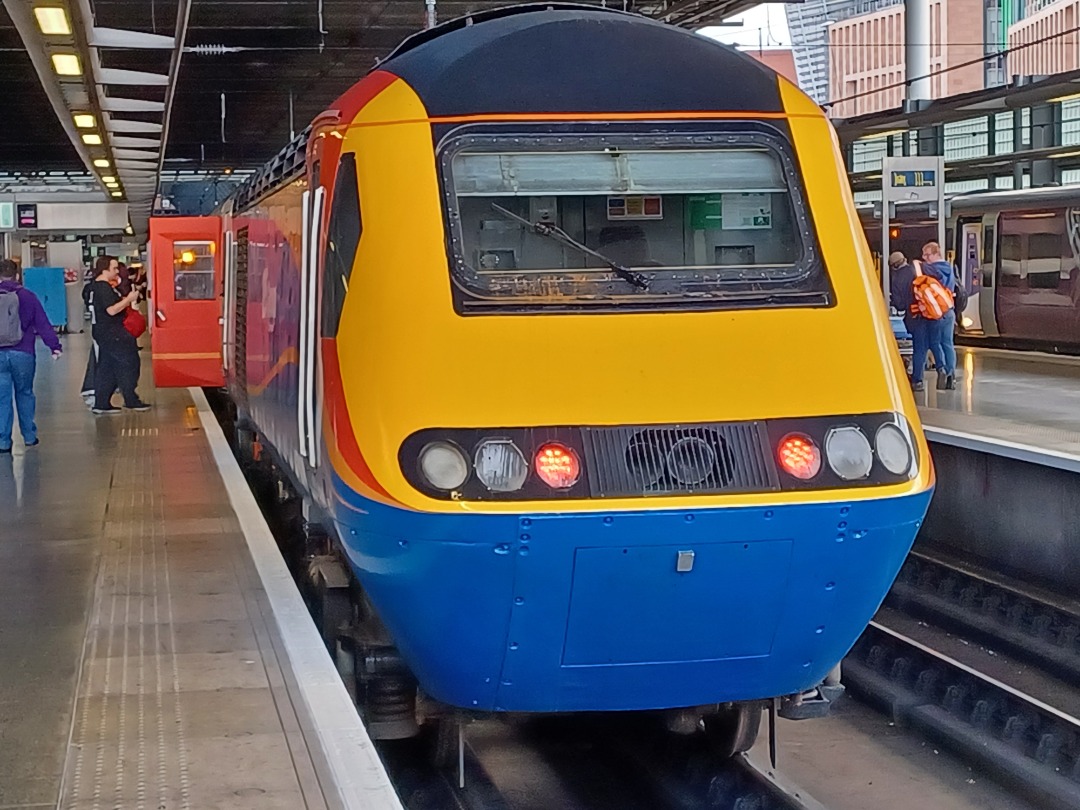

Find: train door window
[173,241,215,300]
[320,153,361,338]
[982,224,995,288]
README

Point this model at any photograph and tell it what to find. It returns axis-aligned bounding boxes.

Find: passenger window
[173,241,215,300]
[320,153,362,337]
[982,225,995,288]
[1027,232,1063,288]
[998,234,1022,287]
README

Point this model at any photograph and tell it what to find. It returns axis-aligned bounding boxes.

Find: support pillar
[1030,102,1059,187]
[904,0,931,111]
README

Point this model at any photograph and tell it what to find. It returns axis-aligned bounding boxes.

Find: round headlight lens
[825,426,873,480]
[475,439,528,492]
[418,441,469,490]
[876,423,913,476]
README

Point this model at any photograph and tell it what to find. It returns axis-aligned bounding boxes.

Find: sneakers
[0,447,10,455]
[912,380,925,392]
[25,439,39,448]
[92,405,123,415]
[125,401,152,412]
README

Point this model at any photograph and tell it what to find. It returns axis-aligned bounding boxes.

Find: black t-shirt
[90,280,129,343]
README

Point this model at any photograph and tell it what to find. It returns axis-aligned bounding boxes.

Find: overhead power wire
[828,22,1080,107]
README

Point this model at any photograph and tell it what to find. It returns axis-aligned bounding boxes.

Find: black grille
[581,423,777,498]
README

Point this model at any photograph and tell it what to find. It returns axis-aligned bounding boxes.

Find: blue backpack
[0,289,22,347]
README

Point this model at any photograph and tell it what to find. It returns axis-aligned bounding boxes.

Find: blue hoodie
[925,260,955,291]
[0,279,62,356]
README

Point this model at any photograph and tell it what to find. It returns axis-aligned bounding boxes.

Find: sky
[698,4,792,50]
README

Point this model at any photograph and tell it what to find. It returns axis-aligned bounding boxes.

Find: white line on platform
[923,425,1080,474]
[190,387,404,810]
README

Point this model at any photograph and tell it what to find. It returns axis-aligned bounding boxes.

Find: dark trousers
[906,316,948,384]
[81,341,97,395]
[95,337,140,408]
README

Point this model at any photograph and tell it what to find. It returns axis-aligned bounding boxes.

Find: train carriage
[150,4,934,755]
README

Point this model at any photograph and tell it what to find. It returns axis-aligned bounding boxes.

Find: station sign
[16,204,37,229]
[0,202,11,230]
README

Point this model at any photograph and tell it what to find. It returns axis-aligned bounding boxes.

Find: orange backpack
[911,261,954,320]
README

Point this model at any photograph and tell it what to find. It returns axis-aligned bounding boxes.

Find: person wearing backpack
[0,259,62,453]
[888,251,947,392]
[921,242,958,390]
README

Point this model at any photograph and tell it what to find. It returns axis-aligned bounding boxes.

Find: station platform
[0,335,400,810]
[917,346,1080,472]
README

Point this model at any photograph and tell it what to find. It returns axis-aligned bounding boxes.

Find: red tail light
[535,443,580,489]
[778,434,821,480]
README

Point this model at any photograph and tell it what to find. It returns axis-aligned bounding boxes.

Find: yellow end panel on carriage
[331,79,932,514]
[778,78,929,474]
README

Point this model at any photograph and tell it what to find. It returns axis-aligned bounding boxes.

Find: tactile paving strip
[59,396,328,810]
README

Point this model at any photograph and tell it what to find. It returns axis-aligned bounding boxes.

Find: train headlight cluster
[875,423,913,476]
[824,426,873,481]
[419,441,470,490]
[776,418,916,484]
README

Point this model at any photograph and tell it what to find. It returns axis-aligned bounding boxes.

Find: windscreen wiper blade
[490,203,650,290]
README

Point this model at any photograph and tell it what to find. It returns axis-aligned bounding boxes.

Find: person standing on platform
[889,251,938,393]
[89,255,150,414]
[921,241,958,390]
[0,259,62,453]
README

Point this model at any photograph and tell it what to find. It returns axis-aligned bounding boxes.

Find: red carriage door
[149,216,225,388]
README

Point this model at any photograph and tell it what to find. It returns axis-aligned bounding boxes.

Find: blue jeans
[929,309,957,376]
[906,317,947,384]
[0,349,37,449]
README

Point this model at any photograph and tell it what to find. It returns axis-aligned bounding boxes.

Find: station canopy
[0,0,765,175]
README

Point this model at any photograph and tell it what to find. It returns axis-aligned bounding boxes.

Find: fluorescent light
[1049,149,1080,159]
[105,181,118,188]
[82,133,102,145]
[51,53,81,76]
[73,113,95,129]
[111,191,123,198]
[93,158,109,168]
[1049,91,1080,104]
[35,7,71,35]
[101,175,115,183]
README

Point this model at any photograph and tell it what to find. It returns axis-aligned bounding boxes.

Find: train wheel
[702,702,762,758]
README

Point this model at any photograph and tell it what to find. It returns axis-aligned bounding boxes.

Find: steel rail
[845,621,1080,810]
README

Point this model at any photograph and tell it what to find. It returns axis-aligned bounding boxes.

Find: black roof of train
[377,4,785,116]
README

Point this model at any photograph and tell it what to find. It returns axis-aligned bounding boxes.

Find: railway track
[844,550,1080,810]
[382,716,824,810]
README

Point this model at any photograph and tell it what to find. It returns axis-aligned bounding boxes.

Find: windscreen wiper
[490,203,650,290]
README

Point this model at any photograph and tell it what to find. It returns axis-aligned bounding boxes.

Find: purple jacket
[0,279,62,355]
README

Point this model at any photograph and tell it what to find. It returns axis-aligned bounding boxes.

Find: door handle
[155,309,167,323]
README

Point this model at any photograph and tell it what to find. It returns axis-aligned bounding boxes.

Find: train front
[317,7,934,723]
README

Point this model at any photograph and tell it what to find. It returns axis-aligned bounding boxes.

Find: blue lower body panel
[332,474,931,713]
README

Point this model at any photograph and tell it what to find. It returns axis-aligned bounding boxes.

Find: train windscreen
[441,133,828,312]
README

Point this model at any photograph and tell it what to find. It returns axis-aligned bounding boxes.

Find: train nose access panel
[149,216,225,388]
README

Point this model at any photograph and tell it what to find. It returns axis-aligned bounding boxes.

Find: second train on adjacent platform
[150,4,934,754]
[861,186,1080,353]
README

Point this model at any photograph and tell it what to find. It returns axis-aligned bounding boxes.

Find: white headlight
[825,426,873,480]
[876,423,913,476]
[474,439,528,492]
[418,441,469,490]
